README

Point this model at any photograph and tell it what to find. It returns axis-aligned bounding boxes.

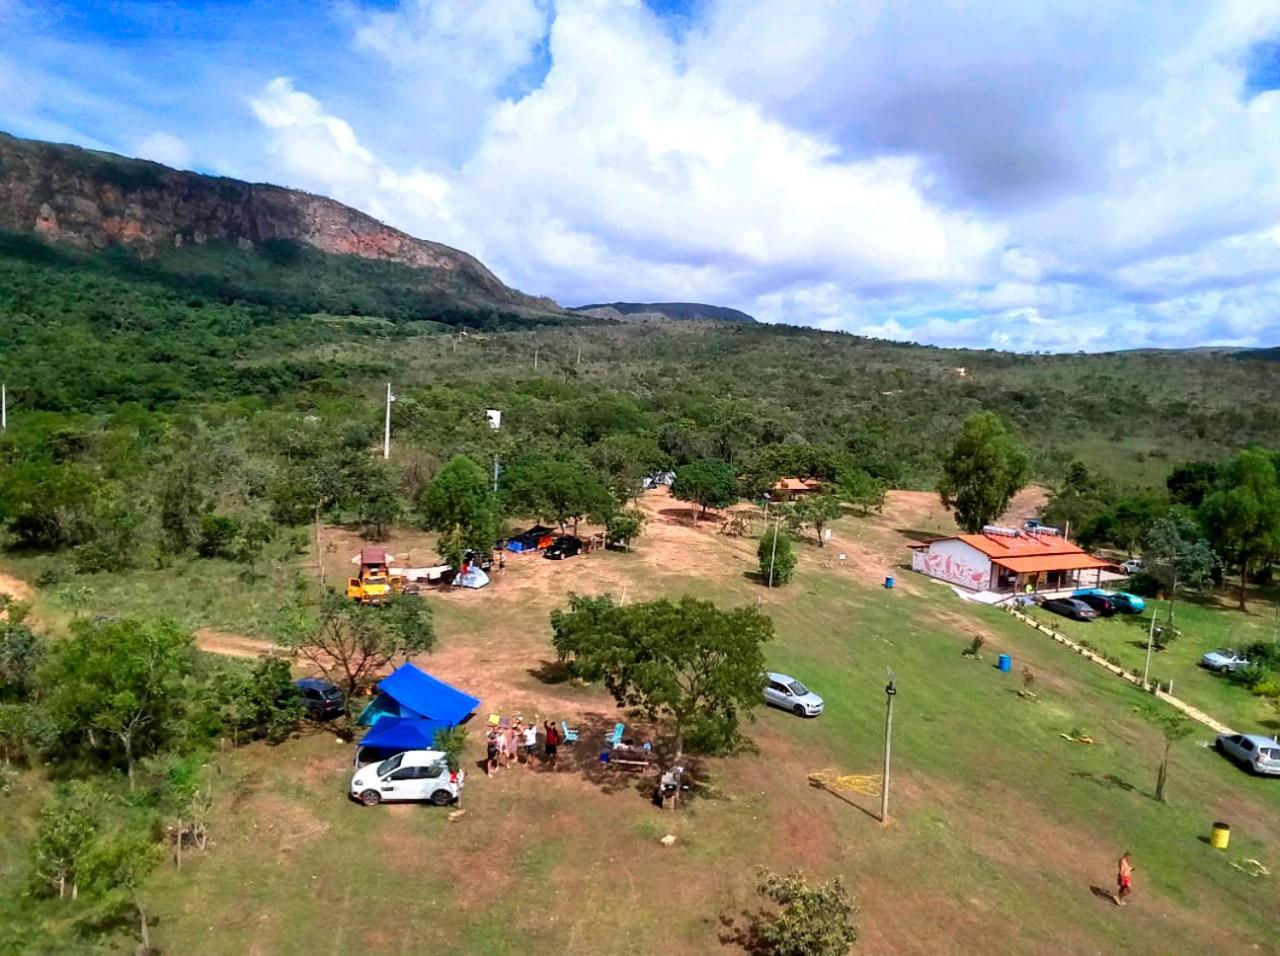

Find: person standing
[522,721,538,769]
[1115,851,1134,906]
[543,719,561,770]
[485,729,500,777]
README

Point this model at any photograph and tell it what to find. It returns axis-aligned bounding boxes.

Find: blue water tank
[998,653,1012,673]
[885,575,895,589]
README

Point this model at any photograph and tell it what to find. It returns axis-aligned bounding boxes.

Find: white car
[764,672,824,717]
[350,749,463,807]
[1121,559,1144,575]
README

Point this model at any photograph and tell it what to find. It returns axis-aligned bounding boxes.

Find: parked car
[350,750,464,806]
[543,535,583,560]
[1074,588,1145,614]
[1201,648,1251,674]
[1121,559,1144,575]
[1214,733,1280,776]
[295,677,344,720]
[1042,597,1099,622]
[1075,593,1118,617]
[764,672,824,717]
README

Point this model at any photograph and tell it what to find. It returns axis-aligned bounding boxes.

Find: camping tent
[506,524,555,553]
[355,716,452,764]
[358,663,481,728]
[456,564,490,589]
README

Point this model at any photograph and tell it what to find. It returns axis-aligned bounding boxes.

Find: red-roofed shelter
[909,526,1111,593]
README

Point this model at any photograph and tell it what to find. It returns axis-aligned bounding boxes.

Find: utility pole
[576,344,581,367]
[492,455,500,494]
[383,383,395,460]
[767,513,781,588]
[881,670,897,824]
[1141,609,1158,690]
[534,346,539,370]
[1,383,6,431]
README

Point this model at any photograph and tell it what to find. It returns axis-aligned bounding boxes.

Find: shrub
[758,527,797,586]
[963,635,985,658]
[433,726,468,773]
[753,869,858,956]
[1244,641,1280,670]
[196,514,240,559]
[1229,662,1270,689]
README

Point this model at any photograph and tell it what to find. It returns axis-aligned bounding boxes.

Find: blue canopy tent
[358,663,481,728]
[354,716,453,765]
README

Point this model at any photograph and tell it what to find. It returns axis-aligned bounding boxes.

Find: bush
[196,514,240,559]
[753,869,858,956]
[202,656,302,746]
[1229,662,1270,689]
[433,726,468,773]
[758,527,796,586]
[963,635,985,658]
[1244,641,1280,670]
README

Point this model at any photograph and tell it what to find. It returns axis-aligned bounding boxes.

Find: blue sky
[4,0,1280,352]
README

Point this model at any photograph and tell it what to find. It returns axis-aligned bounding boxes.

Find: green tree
[1141,514,1216,626]
[0,598,45,701]
[500,456,612,532]
[789,494,842,547]
[202,656,302,746]
[1166,460,1219,508]
[232,518,275,577]
[550,594,773,762]
[280,591,436,706]
[753,869,859,956]
[196,513,240,559]
[1041,460,1112,535]
[1079,493,1165,553]
[1199,448,1280,610]
[433,725,468,773]
[31,782,100,900]
[587,432,667,502]
[670,459,738,519]
[838,469,886,516]
[155,456,204,554]
[359,461,402,541]
[937,413,1030,533]
[1140,705,1193,802]
[758,526,797,586]
[0,461,96,549]
[605,507,646,551]
[418,455,500,567]
[41,618,195,789]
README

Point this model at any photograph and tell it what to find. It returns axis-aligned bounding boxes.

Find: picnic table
[605,743,654,772]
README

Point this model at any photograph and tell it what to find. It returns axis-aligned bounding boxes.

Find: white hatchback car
[350,749,463,806]
[764,672,824,717]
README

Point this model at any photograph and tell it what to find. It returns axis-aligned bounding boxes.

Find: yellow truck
[347,548,402,606]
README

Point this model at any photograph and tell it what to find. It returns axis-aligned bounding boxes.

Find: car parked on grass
[1073,588,1145,614]
[295,677,344,720]
[1042,597,1099,622]
[1214,733,1280,776]
[1200,648,1251,674]
[350,750,463,806]
[1075,593,1118,617]
[764,672,824,717]
[543,535,583,560]
[1121,559,1144,575]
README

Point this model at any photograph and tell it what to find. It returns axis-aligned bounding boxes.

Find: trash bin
[998,653,1012,673]
[1211,822,1230,850]
[885,575,895,589]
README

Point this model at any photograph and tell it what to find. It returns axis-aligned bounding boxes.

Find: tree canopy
[936,412,1031,533]
[671,459,739,517]
[550,594,773,761]
[418,454,500,567]
[1199,448,1280,609]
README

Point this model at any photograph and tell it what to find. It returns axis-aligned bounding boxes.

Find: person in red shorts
[1114,851,1134,906]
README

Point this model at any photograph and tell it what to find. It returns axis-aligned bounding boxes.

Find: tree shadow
[806,777,881,823]
[526,659,573,685]
[717,909,771,954]
[1071,770,1143,796]
[895,527,941,542]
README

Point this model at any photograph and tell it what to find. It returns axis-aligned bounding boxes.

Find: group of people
[485,718,563,775]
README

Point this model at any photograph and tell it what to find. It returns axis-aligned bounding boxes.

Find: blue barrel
[998,653,1012,673]
[885,575,895,589]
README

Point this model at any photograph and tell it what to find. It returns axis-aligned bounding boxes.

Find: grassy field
[1030,596,1280,734]
[3,492,1279,955]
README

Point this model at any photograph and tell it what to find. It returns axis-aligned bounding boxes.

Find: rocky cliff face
[0,131,559,312]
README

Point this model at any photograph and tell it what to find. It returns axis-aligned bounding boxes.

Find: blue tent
[358,663,480,728]
[358,716,450,751]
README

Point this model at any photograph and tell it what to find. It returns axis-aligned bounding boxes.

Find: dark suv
[295,678,345,720]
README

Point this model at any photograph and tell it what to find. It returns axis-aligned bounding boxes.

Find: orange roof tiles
[955,532,1086,559]
[993,553,1112,573]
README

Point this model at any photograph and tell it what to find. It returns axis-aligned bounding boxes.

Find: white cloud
[133,131,191,169]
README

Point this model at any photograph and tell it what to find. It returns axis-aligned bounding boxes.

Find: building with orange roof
[770,477,823,500]
[909,525,1112,594]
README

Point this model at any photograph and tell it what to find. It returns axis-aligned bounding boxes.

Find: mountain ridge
[0,130,563,318]
[570,301,757,324]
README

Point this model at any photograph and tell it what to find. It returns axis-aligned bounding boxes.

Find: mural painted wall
[911,539,991,590]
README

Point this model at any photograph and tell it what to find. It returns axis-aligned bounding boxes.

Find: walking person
[1114,851,1134,906]
[543,719,561,770]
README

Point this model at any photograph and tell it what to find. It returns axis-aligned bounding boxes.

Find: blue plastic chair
[606,722,625,748]
[561,720,579,744]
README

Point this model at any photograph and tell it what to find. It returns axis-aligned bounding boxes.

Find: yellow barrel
[1210,822,1230,850]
